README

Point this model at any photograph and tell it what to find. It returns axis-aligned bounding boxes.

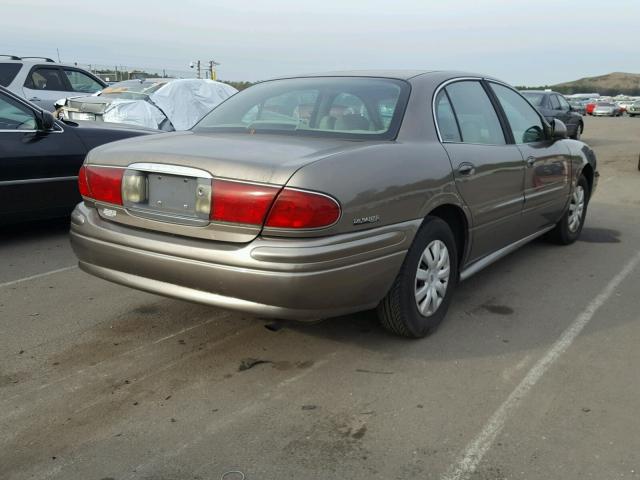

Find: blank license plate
[147,174,198,216]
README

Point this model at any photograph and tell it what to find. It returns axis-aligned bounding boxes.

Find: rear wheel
[548,175,589,245]
[377,217,458,338]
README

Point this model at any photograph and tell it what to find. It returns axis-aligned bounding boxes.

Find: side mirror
[551,118,567,140]
[39,110,56,131]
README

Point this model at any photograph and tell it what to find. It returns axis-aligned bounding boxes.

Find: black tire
[547,174,590,245]
[377,217,458,338]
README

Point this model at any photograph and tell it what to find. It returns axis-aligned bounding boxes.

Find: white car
[60,78,238,131]
[0,55,106,111]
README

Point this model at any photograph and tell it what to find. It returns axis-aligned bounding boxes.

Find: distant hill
[519,72,640,96]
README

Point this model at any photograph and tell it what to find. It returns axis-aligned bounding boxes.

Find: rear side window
[63,69,104,93]
[435,90,461,142]
[549,95,561,110]
[25,67,67,91]
[444,81,505,145]
[490,83,546,144]
[0,63,21,87]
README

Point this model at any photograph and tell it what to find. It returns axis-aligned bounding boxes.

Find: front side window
[0,63,21,87]
[444,81,505,145]
[549,94,561,110]
[63,69,103,93]
[0,94,37,130]
[434,90,461,142]
[490,83,546,144]
[26,67,67,91]
[194,77,409,140]
[557,95,571,112]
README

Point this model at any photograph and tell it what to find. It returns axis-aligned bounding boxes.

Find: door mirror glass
[551,118,567,139]
[39,110,55,130]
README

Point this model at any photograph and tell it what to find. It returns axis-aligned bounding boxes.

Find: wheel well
[581,164,594,196]
[427,204,467,267]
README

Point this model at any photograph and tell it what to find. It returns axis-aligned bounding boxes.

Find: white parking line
[0,265,77,289]
[442,250,640,480]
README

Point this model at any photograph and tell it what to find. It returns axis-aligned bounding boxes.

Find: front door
[488,83,571,234]
[0,92,85,223]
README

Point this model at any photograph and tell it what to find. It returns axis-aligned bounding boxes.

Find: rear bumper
[70,203,418,320]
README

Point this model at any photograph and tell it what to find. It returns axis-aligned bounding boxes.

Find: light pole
[208,60,220,80]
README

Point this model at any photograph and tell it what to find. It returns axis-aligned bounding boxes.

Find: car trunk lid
[84,131,368,243]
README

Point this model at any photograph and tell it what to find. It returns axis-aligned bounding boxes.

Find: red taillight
[83,166,124,205]
[78,165,90,197]
[210,179,280,225]
[265,188,340,229]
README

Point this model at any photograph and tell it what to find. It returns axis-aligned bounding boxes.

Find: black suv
[520,90,584,140]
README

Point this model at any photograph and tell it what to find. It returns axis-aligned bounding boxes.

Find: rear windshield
[193,77,410,140]
[520,92,545,107]
[0,63,21,87]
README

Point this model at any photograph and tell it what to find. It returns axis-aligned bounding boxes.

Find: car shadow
[281,235,633,363]
[578,227,621,243]
[1,217,70,241]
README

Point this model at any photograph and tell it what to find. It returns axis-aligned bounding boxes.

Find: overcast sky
[3,0,639,85]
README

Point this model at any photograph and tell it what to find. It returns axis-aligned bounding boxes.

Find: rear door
[0,91,86,223]
[488,82,571,234]
[436,80,526,262]
[22,66,69,111]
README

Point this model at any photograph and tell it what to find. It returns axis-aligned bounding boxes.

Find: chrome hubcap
[568,185,585,233]
[415,240,450,317]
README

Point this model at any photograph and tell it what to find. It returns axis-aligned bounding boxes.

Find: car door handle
[29,97,41,102]
[526,156,536,167]
[457,163,476,176]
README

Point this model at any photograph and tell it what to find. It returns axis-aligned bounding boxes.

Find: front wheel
[548,175,589,245]
[571,123,583,140]
[377,217,458,338]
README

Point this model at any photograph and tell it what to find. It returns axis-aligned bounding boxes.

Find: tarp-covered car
[59,78,238,131]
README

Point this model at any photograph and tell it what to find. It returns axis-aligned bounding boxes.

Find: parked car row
[0,85,154,224]
[1,55,238,132]
[57,77,237,131]
[1,55,106,111]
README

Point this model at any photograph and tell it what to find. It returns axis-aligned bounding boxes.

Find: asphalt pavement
[1,115,639,480]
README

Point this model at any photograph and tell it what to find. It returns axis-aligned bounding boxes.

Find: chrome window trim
[0,175,77,186]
